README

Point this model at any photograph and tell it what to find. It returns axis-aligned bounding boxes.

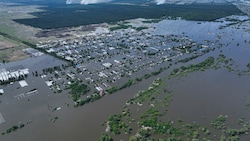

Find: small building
[98,72,108,78]
[95,86,103,92]
[102,62,112,68]
[46,81,53,87]
[114,60,120,64]
[19,80,28,87]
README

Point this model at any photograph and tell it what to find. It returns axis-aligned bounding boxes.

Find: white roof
[46,81,53,87]
[21,69,29,75]
[114,60,120,63]
[98,72,108,78]
[0,113,5,124]
[0,89,4,94]
[102,62,112,68]
[19,80,28,87]
[95,87,103,91]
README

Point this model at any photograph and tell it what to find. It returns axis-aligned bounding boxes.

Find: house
[102,62,112,68]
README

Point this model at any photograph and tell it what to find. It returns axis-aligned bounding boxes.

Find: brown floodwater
[167,69,250,124]
[0,52,158,141]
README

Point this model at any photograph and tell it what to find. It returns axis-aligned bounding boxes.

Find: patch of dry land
[0,35,28,63]
[0,2,44,62]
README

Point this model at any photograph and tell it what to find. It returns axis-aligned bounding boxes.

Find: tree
[99,133,113,141]
[173,68,179,74]
[129,136,138,141]
[247,63,250,69]
[35,71,38,77]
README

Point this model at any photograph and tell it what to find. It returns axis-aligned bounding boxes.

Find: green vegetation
[247,62,250,69]
[169,54,237,79]
[106,114,131,135]
[110,24,132,31]
[75,93,101,107]
[126,79,163,105]
[142,19,162,23]
[2,123,25,135]
[67,82,90,101]
[98,133,113,141]
[178,55,199,63]
[106,86,119,94]
[134,26,148,31]
[169,56,215,78]
[14,4,242,29]
[211,115,227,129]
[119,80,134,90]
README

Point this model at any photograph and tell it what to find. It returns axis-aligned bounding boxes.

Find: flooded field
[168,70,250,138]
[0,15,250,140]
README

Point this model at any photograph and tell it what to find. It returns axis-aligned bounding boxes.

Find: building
[0,68,29,84]
[102,62,112,68]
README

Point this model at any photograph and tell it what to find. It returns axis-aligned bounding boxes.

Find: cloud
[66,0,73,4]
[66,0,112,5]
[81,0,112,5]
[155,0,166,5]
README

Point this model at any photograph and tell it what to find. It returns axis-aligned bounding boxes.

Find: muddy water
[0,58,157,141]
[167,70,250,123]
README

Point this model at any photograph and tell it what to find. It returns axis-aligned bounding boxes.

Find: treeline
[170,56,215,77]
[106,79,134,94]
[1,121,29,135]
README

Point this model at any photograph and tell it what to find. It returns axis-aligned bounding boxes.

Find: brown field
[0,40,15,49]
[0,36,29,63]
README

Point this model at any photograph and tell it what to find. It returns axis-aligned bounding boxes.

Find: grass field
[0,35,28,63]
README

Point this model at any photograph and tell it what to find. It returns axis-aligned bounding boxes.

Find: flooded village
[0,14,250,141]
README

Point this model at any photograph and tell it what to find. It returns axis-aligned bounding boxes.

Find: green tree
[247,63,250,69]
[129,135,138,141]
[99,133,113,141]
